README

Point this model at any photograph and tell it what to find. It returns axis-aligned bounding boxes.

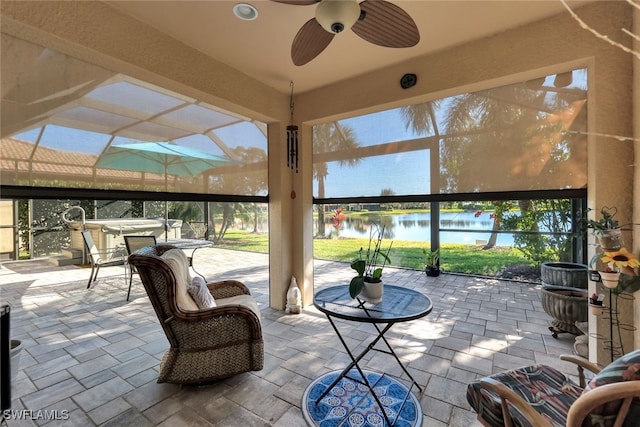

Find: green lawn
[214,230,533,276]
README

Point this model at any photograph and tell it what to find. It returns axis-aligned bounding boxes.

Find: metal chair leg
[92,265,101,287]
[87,264,96,288]
[126,268,134,301]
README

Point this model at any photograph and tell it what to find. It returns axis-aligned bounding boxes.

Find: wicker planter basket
[541,262,588,289]
[539,284,588,338]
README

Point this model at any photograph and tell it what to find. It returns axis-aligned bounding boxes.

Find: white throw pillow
[188,276,216,309]
[161,249,198,311]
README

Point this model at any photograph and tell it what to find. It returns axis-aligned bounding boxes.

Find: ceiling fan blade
[352,0,420,48]
[270,0,318,5]
[291,18,335,66]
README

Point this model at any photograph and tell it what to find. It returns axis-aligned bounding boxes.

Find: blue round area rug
[301,369,422,427]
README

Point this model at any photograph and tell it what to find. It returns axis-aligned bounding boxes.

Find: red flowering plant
[329,208,346,230]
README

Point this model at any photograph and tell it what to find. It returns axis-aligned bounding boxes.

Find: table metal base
[312,286,432,426]
[317,304,424,426]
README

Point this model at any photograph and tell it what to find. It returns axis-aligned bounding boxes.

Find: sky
[314,108,432,198]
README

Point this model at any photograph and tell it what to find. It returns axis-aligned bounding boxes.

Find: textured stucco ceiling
[106,0,592,95]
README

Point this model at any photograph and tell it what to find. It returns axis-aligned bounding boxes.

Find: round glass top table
[164,239,213,279]
[314,284,432,323]
[312,285,433,426]
[165,238,213,250]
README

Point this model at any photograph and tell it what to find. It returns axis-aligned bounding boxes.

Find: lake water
[323,211,517,246]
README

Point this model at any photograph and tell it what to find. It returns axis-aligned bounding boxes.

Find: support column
[294,124,315,308]
[587,5,636,364]
[268,122,293,310]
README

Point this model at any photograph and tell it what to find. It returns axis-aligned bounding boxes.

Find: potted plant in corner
[423,248,440,277]
[349,225,392,304]
[584,206,622,251]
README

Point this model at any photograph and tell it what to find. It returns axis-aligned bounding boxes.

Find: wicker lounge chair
[466,349,640,427]
[128,244,264,385]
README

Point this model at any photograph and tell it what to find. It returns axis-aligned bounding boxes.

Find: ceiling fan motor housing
[315,0,361,34]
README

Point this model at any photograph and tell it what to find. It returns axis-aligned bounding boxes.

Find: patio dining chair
[81,230,126,289]
[123,235,157,301]
[466,349,640,427]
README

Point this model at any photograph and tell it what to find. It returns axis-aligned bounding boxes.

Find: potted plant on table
[423,248,440,277]
[349,225,392,304]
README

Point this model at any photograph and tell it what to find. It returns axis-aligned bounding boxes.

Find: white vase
[599,271,620,288]
[361,280,383,304]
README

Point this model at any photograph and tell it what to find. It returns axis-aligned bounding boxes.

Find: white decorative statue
[285,276,302,314]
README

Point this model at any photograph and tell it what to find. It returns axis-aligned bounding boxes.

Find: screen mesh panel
[313,70,587,198]
[1,35,268,197]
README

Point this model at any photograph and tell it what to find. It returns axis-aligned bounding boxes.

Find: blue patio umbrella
[96,141,232,178]
[96,141,233,240]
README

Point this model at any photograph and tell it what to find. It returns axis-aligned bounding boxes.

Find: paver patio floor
[0,247,577,426]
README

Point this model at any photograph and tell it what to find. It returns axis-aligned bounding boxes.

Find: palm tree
[400,101,441,136]
[400,76,586,251]
[444,81,585,248]
[441,80,586,193]
[313,122,361,237]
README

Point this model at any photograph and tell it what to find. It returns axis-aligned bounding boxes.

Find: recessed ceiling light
[233,3,258,21]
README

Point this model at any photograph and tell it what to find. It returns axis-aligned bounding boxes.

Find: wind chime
[287,81,299,173]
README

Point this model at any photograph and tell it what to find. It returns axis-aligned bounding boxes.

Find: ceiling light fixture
[315,0,361,34]
[233,3,258,21]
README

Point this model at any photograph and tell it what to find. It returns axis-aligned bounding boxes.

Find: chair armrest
[96,249,127,264]
[566,381,640,427]
[480,377,554,427]
[207,280,251,299]
[171,304,263,344]
[560,354,602,387]
[96,246,126,256]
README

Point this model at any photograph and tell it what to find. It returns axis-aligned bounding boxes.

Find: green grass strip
[214,230,532,276]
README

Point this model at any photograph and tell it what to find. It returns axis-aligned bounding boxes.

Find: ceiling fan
[272,0,420,66]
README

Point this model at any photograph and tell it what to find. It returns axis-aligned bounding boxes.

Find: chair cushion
[188,276,216,309]
[161,249,198,311]
[466,364,582,427]
[582,349,640,426]
[217,294,261,320]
